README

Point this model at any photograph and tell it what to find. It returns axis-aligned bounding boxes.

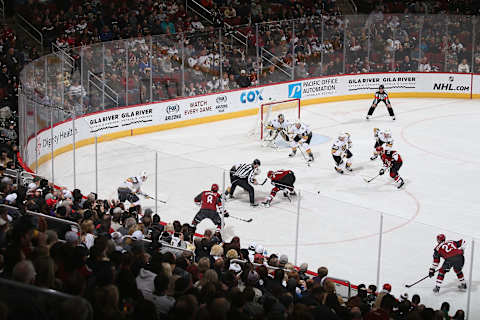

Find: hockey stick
[259,178,268,185]
[363,173,380,183]
[297,145,311,167]
[141,193,168,204]
[228,215,253,223]
[405,270,439,288]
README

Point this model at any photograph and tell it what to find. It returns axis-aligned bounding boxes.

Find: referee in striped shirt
[227,159,261,207]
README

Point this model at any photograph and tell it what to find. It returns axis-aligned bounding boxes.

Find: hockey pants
[230,178,255,204]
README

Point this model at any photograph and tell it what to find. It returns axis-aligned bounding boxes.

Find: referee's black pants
[229,178,255,204]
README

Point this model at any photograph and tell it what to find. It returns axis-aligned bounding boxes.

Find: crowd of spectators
[0,175,468,320]
[0,24,23,173]
[14,0,480,117]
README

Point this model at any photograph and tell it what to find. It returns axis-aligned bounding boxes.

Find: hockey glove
[428,268,436,278]
[379,168,385,175]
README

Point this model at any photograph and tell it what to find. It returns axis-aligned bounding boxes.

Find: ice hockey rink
[38,97,480,313]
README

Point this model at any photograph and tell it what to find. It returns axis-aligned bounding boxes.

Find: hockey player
[370,128,393,160]
[331,133,353,174]
[289,121,314,162]
[261,170,296,207]
[227,159,262,207]
[377,146,404,188]
[192,184,228,231]
[117,171,148,205]
[429,234,467,293]
[264,114,291,143]
[366,84,396,120]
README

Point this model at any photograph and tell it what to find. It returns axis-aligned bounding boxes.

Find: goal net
[249,98,301,140]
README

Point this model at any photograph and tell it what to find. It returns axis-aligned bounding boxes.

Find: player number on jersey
[442,242,456,253]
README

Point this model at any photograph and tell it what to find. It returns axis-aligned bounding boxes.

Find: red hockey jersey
[381,150,402,167]
[433,240,465,263]
[269,170,293,182]
[194,191,222,211]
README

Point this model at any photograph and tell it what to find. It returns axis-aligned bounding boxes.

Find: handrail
[230,258,290,272]
[187,0,214,19]
[51,42,75,70]
[87,71,119,107]
[260,47,292,78]
[27,208,81,231]
[349,0,358,13]
[230,259,354,298]
[4,168,21,182]
[186,0,214,25]
[224,22,248,47]
[15,13,43,49]
[20,170,48,183]
[186,0,247,48]
[0,277,94,320]
[0,0,5,21]
[141,238,195,259]
[0,277,82,300]
[0,204,81,233]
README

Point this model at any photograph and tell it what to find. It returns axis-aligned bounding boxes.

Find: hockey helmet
[382,283,392,292]
[376,146,384,154]
[437,233,446,243]
[383,128,391,137]
[379,84,385,90]
[253,159,261,166]
[211,184,219,192]
[278,113,285,121]
[267,170,274,179]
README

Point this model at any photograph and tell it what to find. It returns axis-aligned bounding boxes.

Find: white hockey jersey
[121,176,144,193]
[266,118,290,131]
[375,129,393,150]
[290,123,312,138]
[331,135,352,157]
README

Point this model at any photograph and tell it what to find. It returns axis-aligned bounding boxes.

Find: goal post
[249,98,301,140]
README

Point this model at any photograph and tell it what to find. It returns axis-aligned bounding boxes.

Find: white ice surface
[39,98,480,314]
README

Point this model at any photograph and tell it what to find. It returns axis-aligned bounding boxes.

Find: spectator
[418,57,432,72]
[224,6,237,19]
[149,273,175,318]
[458,58,470,73]
[298,263,309,281]
[452,309,465,320]
[374,283,392,310]
[236,70,251,88]
[440,302,450,319]
[314,266,328,285]
[366,293,396,320]
[12,260,36,284]
[161,17,176,35]
[399,55,414,72]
